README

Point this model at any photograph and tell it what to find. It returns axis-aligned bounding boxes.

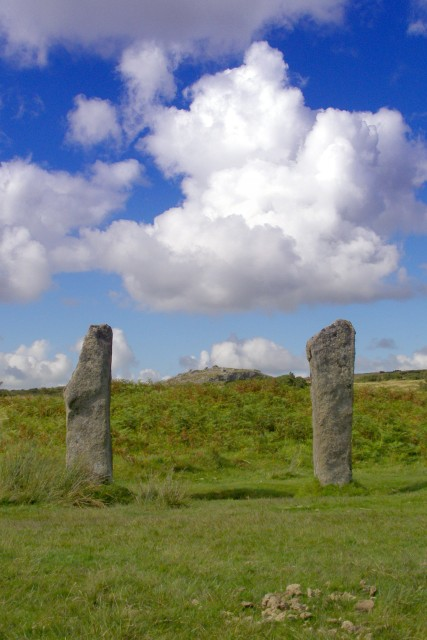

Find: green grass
[0,469,425,639]
[0,378,426,637]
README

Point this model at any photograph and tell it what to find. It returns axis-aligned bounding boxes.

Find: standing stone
[64,324,113,482]
[306,319,355,486]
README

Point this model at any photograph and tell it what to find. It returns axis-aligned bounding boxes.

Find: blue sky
[1,0,427,388]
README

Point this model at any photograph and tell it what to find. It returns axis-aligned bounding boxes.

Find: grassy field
[0,375,426,638]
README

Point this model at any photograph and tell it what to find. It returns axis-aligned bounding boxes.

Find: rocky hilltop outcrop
[164,365,270,385]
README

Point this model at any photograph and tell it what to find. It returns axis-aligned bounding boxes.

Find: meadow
[0,374,426,639]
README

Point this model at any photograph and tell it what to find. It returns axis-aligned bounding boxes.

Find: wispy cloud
[408,0,427,36]
[368,338,398,350]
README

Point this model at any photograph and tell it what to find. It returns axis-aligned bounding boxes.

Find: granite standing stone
[64,324,113,482]
[306,319,355,486]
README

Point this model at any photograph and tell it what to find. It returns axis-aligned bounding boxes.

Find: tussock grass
[0,444,133,507]
[138,470,189,507]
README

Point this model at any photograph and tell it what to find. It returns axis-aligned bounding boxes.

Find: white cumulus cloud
[119,42,177,139]
[0,158,141,301]
[357,345,427,373]
[63,42,427,312]
[1,42,426,312]
[396,347,427,370]
[137,368,163,383]
[111,327,137,379]
[66,95,121,147]
[0,327,142,389]
[0,226,50,302]
[180,335,307,376]
[0,339,73,389]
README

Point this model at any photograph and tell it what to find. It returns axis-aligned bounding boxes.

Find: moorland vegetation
[0,371,426,638]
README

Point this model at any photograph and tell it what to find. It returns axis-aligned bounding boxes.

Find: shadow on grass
[390,481,427,494]
[190,487,295,500]
[189,479,372,501]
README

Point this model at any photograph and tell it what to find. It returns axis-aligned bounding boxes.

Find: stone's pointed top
[325,318,354,331]
[87,324,113,339]
[89,323,112,330]
[308,318,355,340]
[306,319,355,361]
[319,319,355,337]
[70,324,113,373]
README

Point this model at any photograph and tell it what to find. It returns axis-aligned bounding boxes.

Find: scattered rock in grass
[341,620,362,633]
[290,599,308,612]
[354,599,375,613]
[261,590,312,622]
[258,582,376,631]
[329,591,357,602]
[286,583,302,596]
[262,606,287,621]
[286,613,298,621]
[261,593,289,611]
[300,612,313,620]
[241,601,255,608]
[272,611,288,622]
[360,580,377,597]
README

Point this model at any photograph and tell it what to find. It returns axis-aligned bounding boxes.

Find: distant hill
[162,366,270,385]
[355,369,427,382]
[2,368,426,394]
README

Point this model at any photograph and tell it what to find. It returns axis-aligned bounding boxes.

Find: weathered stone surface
[306,319,355,486]
[64,324,113,482]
